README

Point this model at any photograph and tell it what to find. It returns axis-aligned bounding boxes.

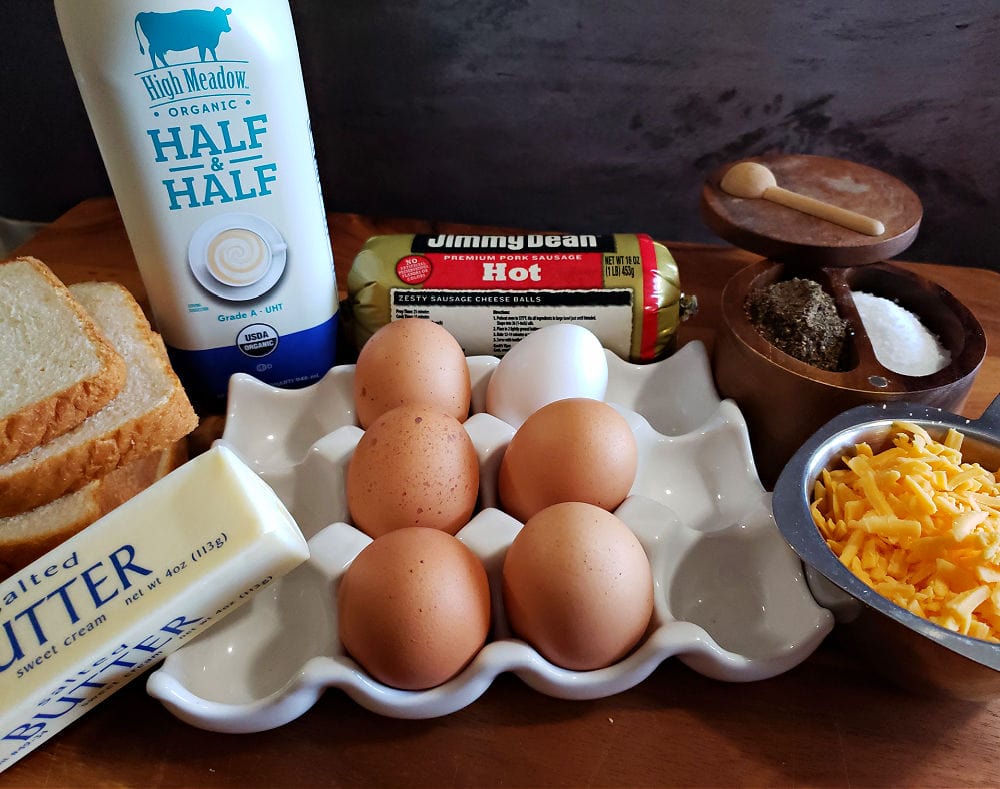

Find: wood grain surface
[5,198,1000,788]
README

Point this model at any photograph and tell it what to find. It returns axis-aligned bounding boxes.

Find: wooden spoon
[721,161,886,236]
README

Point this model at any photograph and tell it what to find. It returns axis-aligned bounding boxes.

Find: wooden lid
[701,153,923,267]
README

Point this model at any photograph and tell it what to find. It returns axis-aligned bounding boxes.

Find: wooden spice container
[702,153,986,489]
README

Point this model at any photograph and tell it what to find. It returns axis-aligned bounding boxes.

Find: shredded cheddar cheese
[810,421,1000,642]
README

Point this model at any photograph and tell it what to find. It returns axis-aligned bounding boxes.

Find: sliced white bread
[0,257,127,465]
[0,439,188,580]
[0,282,198,517]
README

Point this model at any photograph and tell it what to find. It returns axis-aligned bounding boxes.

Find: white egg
[485,324,609,428]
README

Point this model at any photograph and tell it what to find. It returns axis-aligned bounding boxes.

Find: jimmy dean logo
[414,234,614,253]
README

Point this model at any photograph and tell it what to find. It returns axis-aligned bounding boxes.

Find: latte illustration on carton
[206,228,273,287]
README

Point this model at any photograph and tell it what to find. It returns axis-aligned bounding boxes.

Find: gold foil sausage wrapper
[344,233,696,362]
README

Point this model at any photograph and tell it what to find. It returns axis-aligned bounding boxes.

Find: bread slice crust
[0,439,188,580]
[0,257,127,465]
[0,282,198,516]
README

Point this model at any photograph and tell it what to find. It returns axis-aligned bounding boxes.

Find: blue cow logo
[134,6,233,69]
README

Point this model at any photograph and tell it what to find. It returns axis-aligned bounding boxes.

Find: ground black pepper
[745,278,848,371]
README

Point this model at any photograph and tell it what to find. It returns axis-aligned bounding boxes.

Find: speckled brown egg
[353,318,472,429]
[337,527,492,690]
[502,501,654,671]
[498,397,638,523]
[347,404,479,538]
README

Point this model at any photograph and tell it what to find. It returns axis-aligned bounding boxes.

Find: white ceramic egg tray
[147,340,834,732]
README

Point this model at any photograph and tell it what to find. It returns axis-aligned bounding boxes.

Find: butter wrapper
[0,446,308,772]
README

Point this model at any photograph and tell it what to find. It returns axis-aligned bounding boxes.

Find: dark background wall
[4,1,999,269]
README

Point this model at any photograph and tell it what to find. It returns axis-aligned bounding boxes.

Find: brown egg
[498,397,637,523]
[347,404,479,538]
[338,527,492,690]
[353,317,471,429]
[502,501,654,671]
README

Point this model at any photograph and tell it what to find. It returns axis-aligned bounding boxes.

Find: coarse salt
[850,291,950,377]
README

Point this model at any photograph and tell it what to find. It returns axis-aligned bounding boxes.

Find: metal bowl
[772,395,1000,700]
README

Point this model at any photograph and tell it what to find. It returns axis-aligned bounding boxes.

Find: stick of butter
[0,445,309,772]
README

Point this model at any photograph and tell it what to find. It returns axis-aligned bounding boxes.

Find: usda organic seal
[237,323,279,357]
